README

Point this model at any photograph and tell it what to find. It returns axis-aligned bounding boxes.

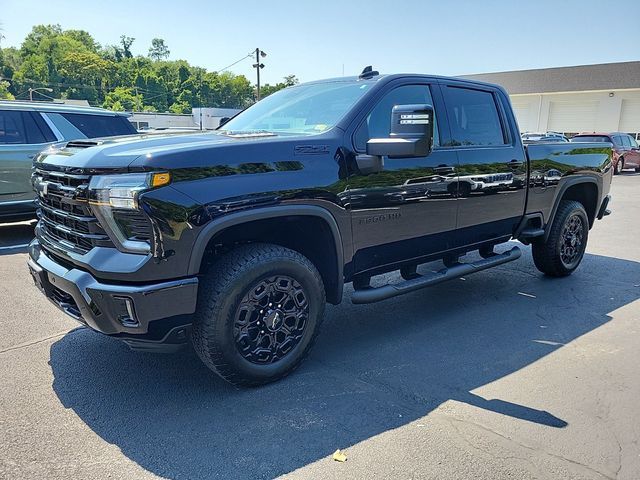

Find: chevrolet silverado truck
[27,68,613,386]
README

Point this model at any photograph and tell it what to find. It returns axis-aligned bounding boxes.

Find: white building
[129,107,240,131]
[462,61,640,137]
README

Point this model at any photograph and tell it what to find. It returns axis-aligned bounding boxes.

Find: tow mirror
[367,104,434,158]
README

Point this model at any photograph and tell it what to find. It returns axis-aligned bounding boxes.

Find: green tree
[20,24,62,57]
[148,38,170,61]
[103,87,143,111]
[3,24,290,111]
[260,74,299,98]
[0,80,14,99]
[169,100,190,114]
[119,35,135,59]
[63,29,99,52]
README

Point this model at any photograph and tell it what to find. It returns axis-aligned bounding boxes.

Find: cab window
[354,84,439,152]
[443,87,506,146]
[0,110,27,144]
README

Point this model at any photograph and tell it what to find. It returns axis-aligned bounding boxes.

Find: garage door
[619,99,640,132]
[510,100,533,131]
[548,100,598,133]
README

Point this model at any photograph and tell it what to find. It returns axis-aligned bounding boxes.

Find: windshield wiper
[220,130,277,138]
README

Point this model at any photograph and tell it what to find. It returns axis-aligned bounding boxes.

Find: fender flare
[187,204,345,301]
[543,176,601,242]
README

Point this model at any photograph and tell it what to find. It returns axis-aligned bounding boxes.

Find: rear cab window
[46,112,137,139]
[442,86,507,147]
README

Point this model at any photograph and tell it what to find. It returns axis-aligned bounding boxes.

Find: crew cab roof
[299,73,507,92]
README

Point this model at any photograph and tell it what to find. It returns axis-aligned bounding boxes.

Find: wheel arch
[188,205,345,304]
[544,178,600,242]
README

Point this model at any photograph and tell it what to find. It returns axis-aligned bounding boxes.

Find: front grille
[33,167,153,255]
[33,167,114,254]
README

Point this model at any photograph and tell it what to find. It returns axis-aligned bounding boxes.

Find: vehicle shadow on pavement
[49,247,640,479]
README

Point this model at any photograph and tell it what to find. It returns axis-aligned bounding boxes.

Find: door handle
[507,159,523,168]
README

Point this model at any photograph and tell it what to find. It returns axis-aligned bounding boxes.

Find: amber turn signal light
[151,172,171,187]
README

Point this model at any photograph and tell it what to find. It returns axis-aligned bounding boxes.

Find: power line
[216,53,253,73]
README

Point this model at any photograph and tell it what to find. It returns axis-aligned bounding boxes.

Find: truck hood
[35,130,330,172]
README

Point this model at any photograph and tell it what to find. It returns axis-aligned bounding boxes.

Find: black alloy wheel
[559,213,585,270]
[234,275,309,364]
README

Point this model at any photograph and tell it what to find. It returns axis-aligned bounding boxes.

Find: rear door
[440,82,527,247]
[0,110,56,203]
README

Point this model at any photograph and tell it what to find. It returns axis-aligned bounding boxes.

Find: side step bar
[351,246,522,304]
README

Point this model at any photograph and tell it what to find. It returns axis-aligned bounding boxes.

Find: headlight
[88,172,170,254]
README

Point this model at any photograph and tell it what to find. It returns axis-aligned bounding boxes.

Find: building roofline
[459,61,640,95]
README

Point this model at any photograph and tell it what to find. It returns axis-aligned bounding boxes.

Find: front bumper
[27,240,198,341]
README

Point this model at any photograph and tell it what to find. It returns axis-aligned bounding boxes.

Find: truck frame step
[351,246,522,304]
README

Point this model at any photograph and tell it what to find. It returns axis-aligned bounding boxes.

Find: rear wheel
[532,200,588,277]
[191,243,325,386]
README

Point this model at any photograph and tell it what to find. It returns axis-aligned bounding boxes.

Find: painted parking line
[0,243,31,252]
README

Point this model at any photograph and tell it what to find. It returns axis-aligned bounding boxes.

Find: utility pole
[252,48,267,101]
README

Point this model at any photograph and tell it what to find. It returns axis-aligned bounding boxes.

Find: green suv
[0,101,137,222]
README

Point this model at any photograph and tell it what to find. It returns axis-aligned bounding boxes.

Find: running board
[351,246,522,304]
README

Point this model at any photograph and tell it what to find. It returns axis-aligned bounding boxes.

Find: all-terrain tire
[532,200,589,277]
[191,243,326,387]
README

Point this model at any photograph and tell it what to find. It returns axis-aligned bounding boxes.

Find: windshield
[570,135,610,143]
[221,81,372,135]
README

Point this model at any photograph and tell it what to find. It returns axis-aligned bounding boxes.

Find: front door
[346,82,459,274]
[440,83,527,247]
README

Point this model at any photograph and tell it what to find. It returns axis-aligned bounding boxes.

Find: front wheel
[191,243,326,386]
[615,158,624,175]
[532,200,589,277]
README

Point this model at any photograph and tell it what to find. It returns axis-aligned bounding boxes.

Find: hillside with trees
[0,24,298,112]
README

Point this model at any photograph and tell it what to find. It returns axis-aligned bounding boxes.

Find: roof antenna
[359,65,379,80]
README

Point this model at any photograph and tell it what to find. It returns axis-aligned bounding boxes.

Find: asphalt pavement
[1,174,639,480]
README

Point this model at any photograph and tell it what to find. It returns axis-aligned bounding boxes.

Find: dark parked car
[28,69,612,386]
[0,101,137,222]
[570,132,640,174]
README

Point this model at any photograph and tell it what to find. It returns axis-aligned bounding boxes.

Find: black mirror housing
[366,104,434,158]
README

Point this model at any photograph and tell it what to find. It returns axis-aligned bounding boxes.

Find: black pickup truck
[27,68,612,386]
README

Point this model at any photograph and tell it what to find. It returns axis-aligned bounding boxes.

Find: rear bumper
[27,239,198,343]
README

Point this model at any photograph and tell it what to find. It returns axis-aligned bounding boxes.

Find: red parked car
[570,132,640,174]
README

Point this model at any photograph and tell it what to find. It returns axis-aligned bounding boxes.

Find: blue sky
[1,0,638,85]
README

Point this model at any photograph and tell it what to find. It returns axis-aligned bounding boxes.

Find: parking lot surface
[1,174,639,480]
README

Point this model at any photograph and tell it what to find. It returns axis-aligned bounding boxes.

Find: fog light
[114,296,139,327]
